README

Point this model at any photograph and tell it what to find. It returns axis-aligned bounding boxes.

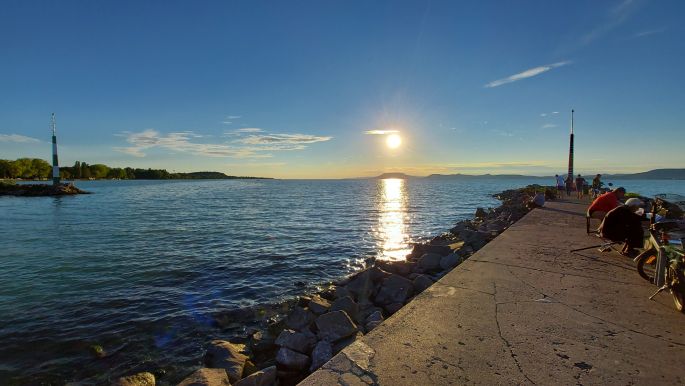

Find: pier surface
[301,199,685,385]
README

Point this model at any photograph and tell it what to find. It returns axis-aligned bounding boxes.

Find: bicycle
[634,196,685,312]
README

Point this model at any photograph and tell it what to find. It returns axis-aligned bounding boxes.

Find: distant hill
[373,172,415,179]
[371,168,685,180]
[602,169,685,180]
[425,173,546,180]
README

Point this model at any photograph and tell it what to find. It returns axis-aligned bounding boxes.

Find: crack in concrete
[469,259,640,285]
[493,283,537,385]
[507,268,685,348]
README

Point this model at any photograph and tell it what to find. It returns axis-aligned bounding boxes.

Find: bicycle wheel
[636,248,658,283]
[668,265,685,313]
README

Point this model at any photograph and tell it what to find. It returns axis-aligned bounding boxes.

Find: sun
[386,134,402,149]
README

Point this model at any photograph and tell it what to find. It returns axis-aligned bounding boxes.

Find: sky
[1,0,684,179]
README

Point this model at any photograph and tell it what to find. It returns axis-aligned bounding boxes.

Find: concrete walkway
[301,200,685,385]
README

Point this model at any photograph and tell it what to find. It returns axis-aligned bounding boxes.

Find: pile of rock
[113,185,539,386]
[0,182,89,196]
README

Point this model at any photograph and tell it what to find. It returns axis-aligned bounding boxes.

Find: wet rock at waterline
[204,340,249,383]
[177,368,230,386]
[112,372,155,386]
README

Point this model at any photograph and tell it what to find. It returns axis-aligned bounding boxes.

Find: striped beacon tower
[51,113,61,186]
[567,109,574,188]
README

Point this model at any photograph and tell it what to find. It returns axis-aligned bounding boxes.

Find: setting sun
[386,134,402,149]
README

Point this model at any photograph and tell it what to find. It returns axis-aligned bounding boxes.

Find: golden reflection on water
[376,178,412,261]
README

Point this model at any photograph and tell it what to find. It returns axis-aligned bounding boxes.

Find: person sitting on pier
[599,198,645,256]
[587,187,626,220]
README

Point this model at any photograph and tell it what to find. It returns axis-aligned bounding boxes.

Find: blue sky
[1,0,683,178]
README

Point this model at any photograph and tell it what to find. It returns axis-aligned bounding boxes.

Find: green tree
[14,158,34,178]
[0,160,10,178]
[90,164,110,179]
[74,161,82,178]
[31,159,52,179]
[81,162,91,179]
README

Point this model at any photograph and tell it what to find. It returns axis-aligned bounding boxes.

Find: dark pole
[567,109,574,183]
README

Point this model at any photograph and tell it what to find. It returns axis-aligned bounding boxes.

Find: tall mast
[567,109,574,183]
[51,113,61,185]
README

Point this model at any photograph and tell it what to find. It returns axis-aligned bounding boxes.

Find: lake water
[1,178,683,384]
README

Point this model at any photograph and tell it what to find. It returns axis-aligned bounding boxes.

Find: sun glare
[386,134,402,149]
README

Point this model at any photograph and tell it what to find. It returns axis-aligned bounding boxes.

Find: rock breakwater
[114,185,547,386]
[0,182,89,196]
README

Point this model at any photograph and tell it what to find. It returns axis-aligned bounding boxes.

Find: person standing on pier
[575,174,586,199]
[591,174,602,199]
[555,174,565,197]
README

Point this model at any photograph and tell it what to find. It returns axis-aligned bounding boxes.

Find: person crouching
[599,198,645,256]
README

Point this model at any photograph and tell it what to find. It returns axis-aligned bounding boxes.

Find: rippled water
[1,178,683,384]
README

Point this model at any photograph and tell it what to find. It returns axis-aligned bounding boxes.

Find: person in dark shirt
[575,174,586,199]
[599,198,645,256]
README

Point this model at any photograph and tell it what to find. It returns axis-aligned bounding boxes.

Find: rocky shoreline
[112,185,552,386]
[0,182,90,196]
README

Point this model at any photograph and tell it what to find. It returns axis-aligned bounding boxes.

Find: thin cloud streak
[114,129,331,159]
[485,61,571,88]
[365,130,400,135]
[0,134,40,143]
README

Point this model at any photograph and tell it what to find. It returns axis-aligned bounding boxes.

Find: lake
[1,177,683,384]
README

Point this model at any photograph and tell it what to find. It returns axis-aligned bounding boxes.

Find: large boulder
[309,340,333,372]
[275,329,316,354]
[276,347,310,370]
[375,260,413,276]
[307,295,331,315]
[234,366,277,386]
[177,368,230,386]
[440,252,462,271]
[285,306,315,331]
[113,372,155,386]
[204,340,249,383]
[375,274,414,305]
[364,310,384,332]
[412,274,434,293]
[315,310,358,342]
[344,270,375,301]
[417,253,442,272]
[330,296,360,323]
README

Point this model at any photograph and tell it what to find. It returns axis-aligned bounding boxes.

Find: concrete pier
[301,200,685,385]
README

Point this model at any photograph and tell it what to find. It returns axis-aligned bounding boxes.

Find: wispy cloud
[485,61,571,88]
[540,111,559,117]
[580,0,642,46]
[235,128,263,133]
[114,129,331,159]
[632,27,666,39]
[364,129,400,135]
[541,123,558,129]
[226,115,242,120]
[0,134,40,143]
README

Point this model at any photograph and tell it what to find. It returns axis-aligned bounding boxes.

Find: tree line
[0,158,238,180]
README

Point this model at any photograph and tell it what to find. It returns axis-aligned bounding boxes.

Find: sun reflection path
[376,178,412,261]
